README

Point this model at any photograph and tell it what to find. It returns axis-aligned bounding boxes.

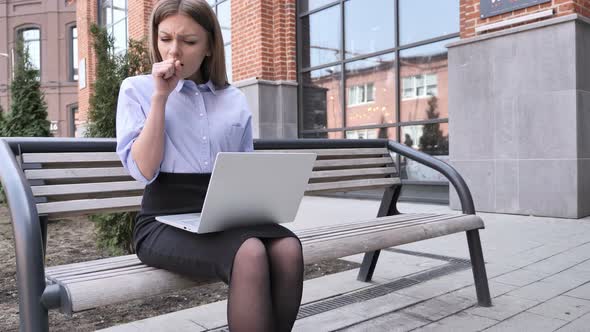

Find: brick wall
[128,0,155,41]
[232,0,296,82]
[76,0,98,124]
[461,0,590,38]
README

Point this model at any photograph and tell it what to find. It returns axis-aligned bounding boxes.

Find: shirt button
[204,161,209,165]
[200,113,204,117]
[195,92,199,96]
[202,136,207,140]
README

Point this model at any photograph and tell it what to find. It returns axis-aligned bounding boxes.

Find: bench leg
[40,216,48,263]
[357,250,381,282]
[19,299,49,332]
[466,229,492,307]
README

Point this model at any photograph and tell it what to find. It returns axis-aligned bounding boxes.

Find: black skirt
[134,172,299,284]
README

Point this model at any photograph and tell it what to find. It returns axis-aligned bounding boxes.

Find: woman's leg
[266,237,304,332]
[228,238,274,332]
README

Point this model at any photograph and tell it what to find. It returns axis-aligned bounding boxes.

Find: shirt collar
[174,79,218,95]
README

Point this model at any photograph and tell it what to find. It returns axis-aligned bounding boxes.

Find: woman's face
[157,13,211,82]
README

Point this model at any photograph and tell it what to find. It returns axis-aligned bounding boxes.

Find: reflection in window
[400,39,455,123]
[298,0,458,156]
[402,74,437,99]
[345,0,395,58]
[345,53,396,128]
[346,129,378,139]
[348,83,374,106]
[301,66,342,137]
[401,122,448,155]
[211,0,232,82]
[100,0,128,54]
[300,0,338,13]
[70,26,78,81]
[399,0,459,45]
[301,5,341,68]
[18,28,41,72]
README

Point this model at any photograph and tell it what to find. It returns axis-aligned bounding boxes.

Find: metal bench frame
[0,137,491,332]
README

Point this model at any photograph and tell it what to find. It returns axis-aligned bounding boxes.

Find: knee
[270,237,303,263]
[235,238,267,264]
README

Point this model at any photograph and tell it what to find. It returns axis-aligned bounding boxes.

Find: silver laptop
[155,152,316,233]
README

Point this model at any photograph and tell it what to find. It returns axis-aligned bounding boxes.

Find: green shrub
[86,24,151,255]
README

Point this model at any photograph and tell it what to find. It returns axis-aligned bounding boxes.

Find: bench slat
[22,152,120,163]
[314,157,394,168]
[22,148,389,165]
[311,167,396,179]
[45,213,483,314]
[31,181,144,197]
[306,178,400,193]
[259,148,389,156]
[36,196,142,216]
[25,167,130,180]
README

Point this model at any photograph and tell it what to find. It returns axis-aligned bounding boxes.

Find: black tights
[228,237,304,332]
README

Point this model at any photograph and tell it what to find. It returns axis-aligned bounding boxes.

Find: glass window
[401,122,448,155]
[69,104,79,137]
[400,39,454,122]
[399,0,459,45]
[225,44,232,82]
[301,66,343,135]
[301,5,341,68]
[19,28,41,71]
[211,1,232,82]
[345,53,396,127]
[297,0,457,154]
[70,26,78,81]
[217,1,231,43]
[100,0,127,54]
[345,0,395,59]
[300,0,338,13]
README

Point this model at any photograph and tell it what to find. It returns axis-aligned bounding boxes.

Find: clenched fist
[152,59,183,98]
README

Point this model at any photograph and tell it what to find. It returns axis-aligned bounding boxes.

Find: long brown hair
[149,0,227,88]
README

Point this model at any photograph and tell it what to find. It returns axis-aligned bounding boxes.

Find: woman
[115,1,304,331]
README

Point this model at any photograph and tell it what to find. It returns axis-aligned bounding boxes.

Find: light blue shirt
[116,75,254,184]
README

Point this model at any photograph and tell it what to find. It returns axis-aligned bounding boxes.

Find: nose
[168,40,180,59]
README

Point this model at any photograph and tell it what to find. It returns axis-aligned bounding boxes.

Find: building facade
[0,0,78,137]
[69,0,589,218]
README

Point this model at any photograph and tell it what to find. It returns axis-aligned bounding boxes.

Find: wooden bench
[0,137,491,331]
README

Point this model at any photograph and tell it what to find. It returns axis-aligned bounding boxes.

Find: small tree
[4,39,50,137]
[0,104,5,137]
[86,24,151,255]
[419,96,448,155]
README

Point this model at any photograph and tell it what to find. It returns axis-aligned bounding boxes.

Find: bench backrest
[20,147,399,219]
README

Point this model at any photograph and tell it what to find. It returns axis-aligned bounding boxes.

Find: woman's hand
[152,59,183,98]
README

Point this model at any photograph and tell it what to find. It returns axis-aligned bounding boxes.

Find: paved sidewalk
[100,196,590,332]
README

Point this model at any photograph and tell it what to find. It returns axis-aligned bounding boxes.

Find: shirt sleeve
[240,115,254,152]
[115,78,160,184]
[239,95,254,152]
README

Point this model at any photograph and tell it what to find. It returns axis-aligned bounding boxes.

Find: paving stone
[466,294,540,321]
[293,306,365,332]
[340,312,428,332]
[555,312,590,331]
[401,292,476,321]
[454,280,518,301]
[493,268,551,287]
[565,282,590,300]
[301,269,387,304]
[485,311,568,332]
[527,295,590,322]
[507,271,589,302]
[396,269,475,300]
[412,311,497,332]
[340,292,420,318]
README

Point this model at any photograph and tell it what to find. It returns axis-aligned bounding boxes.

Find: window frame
[15,25,42,78]
[67,23,78,82]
